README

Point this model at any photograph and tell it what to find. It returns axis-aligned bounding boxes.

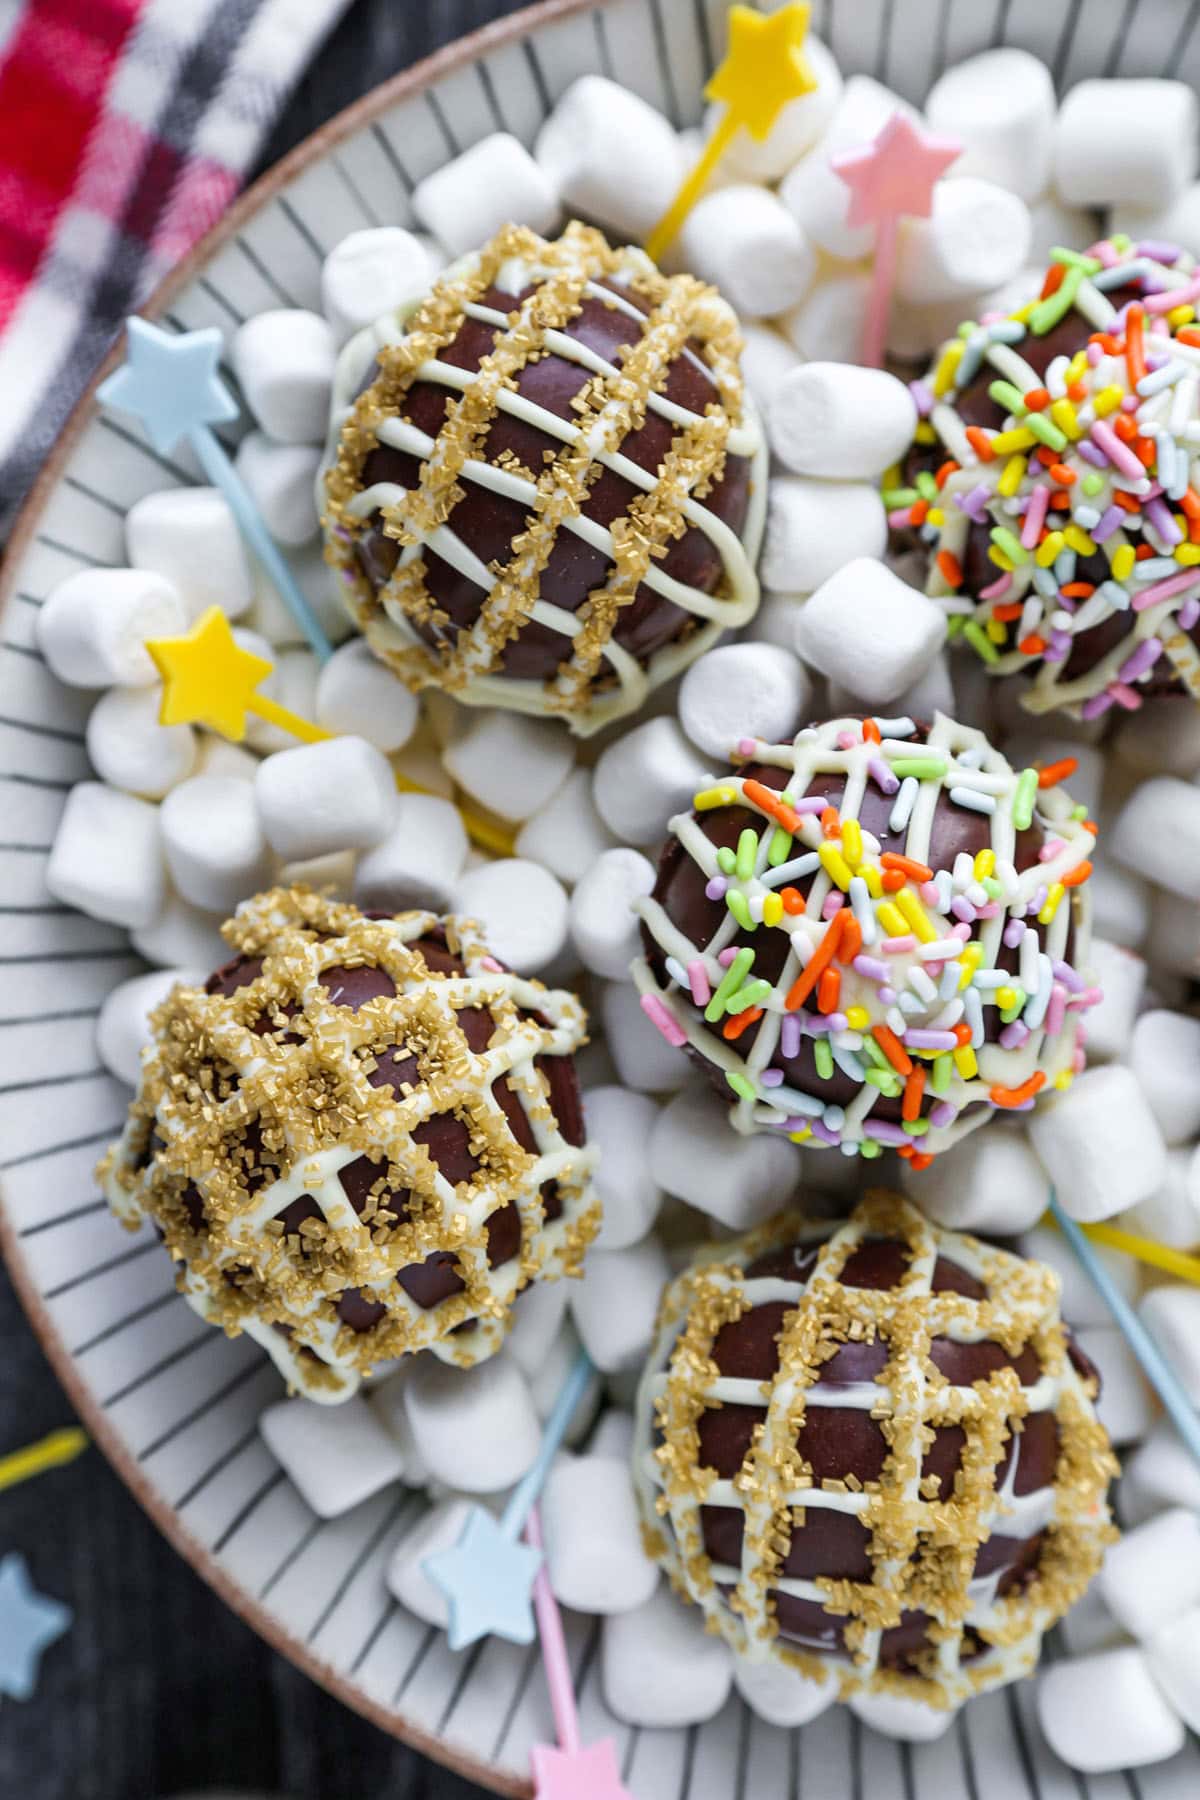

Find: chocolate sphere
[893,241,1200,719]
[634,714,1096,1160]
[99,887,598,1402]
[633,1191,1116,1710]
[322,221,766,735]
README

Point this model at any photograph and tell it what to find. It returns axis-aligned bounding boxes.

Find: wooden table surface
[0,5,531,1795]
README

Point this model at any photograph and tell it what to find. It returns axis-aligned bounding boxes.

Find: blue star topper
[98,317,238,455]
[0,1554,71,1699]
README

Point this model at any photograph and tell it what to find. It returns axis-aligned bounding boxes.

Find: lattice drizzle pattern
[322,221,767,734]
[633,1192,1116,1710]
[99,888,598,1403]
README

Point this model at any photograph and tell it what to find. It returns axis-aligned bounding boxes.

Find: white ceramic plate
[5,0,1200,1792]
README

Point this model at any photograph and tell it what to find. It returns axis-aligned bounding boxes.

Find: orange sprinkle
[1023,385,1051,411]
[902,1065,926,1123]
[989,1071,1047,1109]
[881,869,906,893]
[1041,263,1066,299]
[837,914,863,964]
[1091,330,1121,354]
[785,913,844,1013]
[1048,462,1076,486]
[820,806,841,839]
[910,497,930,526]
[908,1152,935,1172]
[896,1143,915,1162]
[1126,303,1146,388]
[1037,757,1078,788]
[881,852,933,883]
[780,886,805,915]
[817,967,841,1014]
[965,426,995,462]
[1050,489,1072,510]
[1112,412,1137,443]
[992,602,1023,622]
[1135,542,1155,560]
[1178,327,1200,347]
[1018,634,1047,656]
[742,778,800,836]
[1066,380,1088,404]
[953,1023,972,1047]
[1061,860,1093,888]
[1034,444,1058,467]
[1135,436,1157,469]
[1059,582,1094,599]
[872,1024,912,1076]
[934,459,960,488]
[936,549,963,588]
[862,718,881,743]
[1083,820,1099,836]
[723,1005,762,1042]
[1181,488,1200,520]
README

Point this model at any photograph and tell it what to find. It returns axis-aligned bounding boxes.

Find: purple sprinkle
[1145,497,1183,545]
[1118,636,1163,683]
[826,1012,849,1034]
[909,379,935,417]
[905,1029,959,1050]
[705,877,727,900]
[793,796,830,816]
[1030,886,1048,915]
[853,954,889,983]
[878,986,897,1005]
[760,1068,785,1087]
[780,1014,803,1060]
[956,484,993,524]
[1077,440,1109,469]
[868,756,899,795]
[928,1101,957,1129]
[1139,239,1183,263]
[1082,690,1115,719]
[999,1022,1031,1049]
[1052,959,1084,993]
[1091,504,1125,544]
[951,897,977,924]
[1003,920,1026,949]
[1180,599,1200,631]
[809,1119,842,1145]
[863,1120,910,1145]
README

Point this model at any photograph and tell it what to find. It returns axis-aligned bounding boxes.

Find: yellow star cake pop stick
[645,3,817,263]
[1077,1219,1200,1290]
[145,607,514,858]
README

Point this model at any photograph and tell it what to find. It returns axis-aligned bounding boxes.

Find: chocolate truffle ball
[633,1191,1116,1711]
[893,239,1200,720]
[321,220,766,735]
[99,886,598,1402]
[633,713,1096,1161]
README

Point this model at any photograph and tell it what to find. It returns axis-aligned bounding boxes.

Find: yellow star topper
[645,3,816,262]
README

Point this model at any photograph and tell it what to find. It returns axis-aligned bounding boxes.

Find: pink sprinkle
[687,959,711,1006]
[1086,340,1104,366]
[736,736,757,756]
[919,881,941,906]
[1145,273,1200,312]
[1108,680,1143,711]
[1132,567,1200,611]
[976,901,1002,918]
[836,730,857,750]
[888,508,917,530]
[1045,983,1068,1039]
[480,956,504,972]
[640,993,687,1048]
[718,947,739,968]
[1091,420,1145,482]
[1021,483,1051,549]
[979,571,1013,602]
[1067,986,1104,1011]
[1038,838,1066,863]
[1091,237,1119,268]
[883,934,917,954]
[822,891,844,920]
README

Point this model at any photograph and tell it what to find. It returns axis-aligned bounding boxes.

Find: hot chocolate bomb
[99,887,598,1402]
[633,1192,1116,1710]
[322,220,767,734]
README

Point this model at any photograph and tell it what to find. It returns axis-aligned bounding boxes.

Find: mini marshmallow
[1075,1325,1155,1449]
[126,487,253,622]
[244,643,320,756]
[442,711,573,823]
[1101,1509,1200,1640]
[587,1408,635,1464]
[413,132,559,257]
[602,1586,732,1728]
[526,1318,603,1449]
[233,432,321,546]
[453,858,568,975]
[230,309,335,444]
[592,719,710,849]
[131,889,227,971]
[1115,698,1200,779]
[542,1454,659,1615]
[514,768,617,888]
[245,542,351,650]
[1111,776,1200,900]
[926,49,1056,201]
[534,76,686,243]
[1059,1578,1127,1658]
[570,849,656,982]
[702,35,842,182]
[780,76,920,261]
[259,1394,405,1516]
[895,178,1033,306]
[901,1125,1047,1236]
[1081,860,1149,952]
[569,1235,671,1374]
[733,1657,836,1729]
[1083,938,1146,1063]
[354,792,468,915]
[1029,1064,1168,1222]
[675,185,815,321]
[1146,1607,1200,1735]
[320,226,438,343]
[794,557,947,708]
[649,1085,800,1229]
[97,967,206,1088]
[768,364,917,482]
[254,736,395,862]
[314,639,418,753]
[678,644,811,762]
[1125,1418,1200,1523]
[278,849,356,897]
[1131,1011,1200,1145]
[192,737,259,784]
[890,646,957,723]
[161,775,275,913]
[778,272,871,367]
[1037,1646,1185,1773]
[1020,1222,1139,1329]
[37,567,186,689]
[386,1498,471,1628]
[1147,887,1200,979]
[744,590,806,654]
[584,1086,662,1251]
[1027,193,1098,264]
[85,685,196,800]
[760,480,887,594]
[366,1370,429,1486]
[847,1690,955,1743]
[737,322,803,414]
[504,1279,570,1382]
[47,782,165,930]
[1054,79,1199,208]
[600,981,689,1095]
[1127,1146,1200,1251]
[1139,1284,1200,1403]
[404,1351,541,1494]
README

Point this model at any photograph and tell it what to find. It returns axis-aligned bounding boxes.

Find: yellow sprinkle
[986,616,1008,643]
[991,427,1036,454]
[933,340,964,397]
[1093,385,1123,418]
[0,1427,88,1494]
[973,848,995,880]
[1112,544,1136,581]
[877,901,908,938]
[914,421,938,445]
[845,1005,870,1031]
[860,863,883,899]
[1038,881,1064,925]
[1168,304,1195,330]
[695,785,738,810]
[954,1046,978,1080]
[1064,524,1096,557]
[989,548,1015,573]
[1176,542,1200,566]
[1011,301,1036,324]
[1035,530,1065,568]
[762,892,784,927]
[1054,1069,1074,1092]
[818,841,854,891]
[896,889,937,943]
[1049,398,1082,441]
[957,944,982,990]
[926,507,945,528]
[995,985,1019,1011]
[1065,351,1089,386]
[841,817,863,867]
[997,453,1027,498]
[789,1128,813,1144]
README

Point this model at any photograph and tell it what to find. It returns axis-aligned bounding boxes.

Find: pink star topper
[831,111,961,367]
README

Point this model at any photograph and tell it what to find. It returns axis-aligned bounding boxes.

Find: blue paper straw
[1049,1192,1200,1472]
[502,1348,595,1540]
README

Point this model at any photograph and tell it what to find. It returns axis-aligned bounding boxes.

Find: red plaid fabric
[0,0,351,531]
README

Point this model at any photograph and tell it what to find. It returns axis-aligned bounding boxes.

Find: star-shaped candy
[423,1507,542,1652]
[832,110,961,227]
[98,316,237,454]
[146,605,274,740]
[532,1739,635,1800]
[704,2,817,141]
[0,1555,71,1700]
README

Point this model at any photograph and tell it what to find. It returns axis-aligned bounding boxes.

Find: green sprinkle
[1050,246,1103,273]
[726,1071,757,1103]
[981,875,1002,899]
[717,847,737,876]
[767,824,793,866]
[915,471,938,501]
[727,978,772,1015]
[963,620,999,666]
[861,1036,891,1071]
[1000,987,1026,1024]
[931,1053,953,1094]
[988,378,1027,416]
[1070,803,1089,821]
[814,1038,834,1081]
[1082,472,1104,497]
[905,1116,930,1137]
[882,486,919,509]
[725,889,755,932]
[704,946,754,1022]
[990,525,1028,566]
[1109,233,1132,255]
[860,1139,882,1159]
[1012,767,1039,832]
[946,613,966,641]
[735,827,758,882]
[891,757,949,779]
[1025,411,1068,452]
[1030,261,1086,335]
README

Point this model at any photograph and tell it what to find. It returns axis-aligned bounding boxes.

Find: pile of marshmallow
[32,34,1200,1768]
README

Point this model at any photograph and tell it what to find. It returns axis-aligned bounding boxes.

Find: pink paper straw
[525,1505,580,1756]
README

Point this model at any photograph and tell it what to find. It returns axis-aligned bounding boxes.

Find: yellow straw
[1076,1218,1200,1289]
[645,112,740,263]
[0,1426,88,1494]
